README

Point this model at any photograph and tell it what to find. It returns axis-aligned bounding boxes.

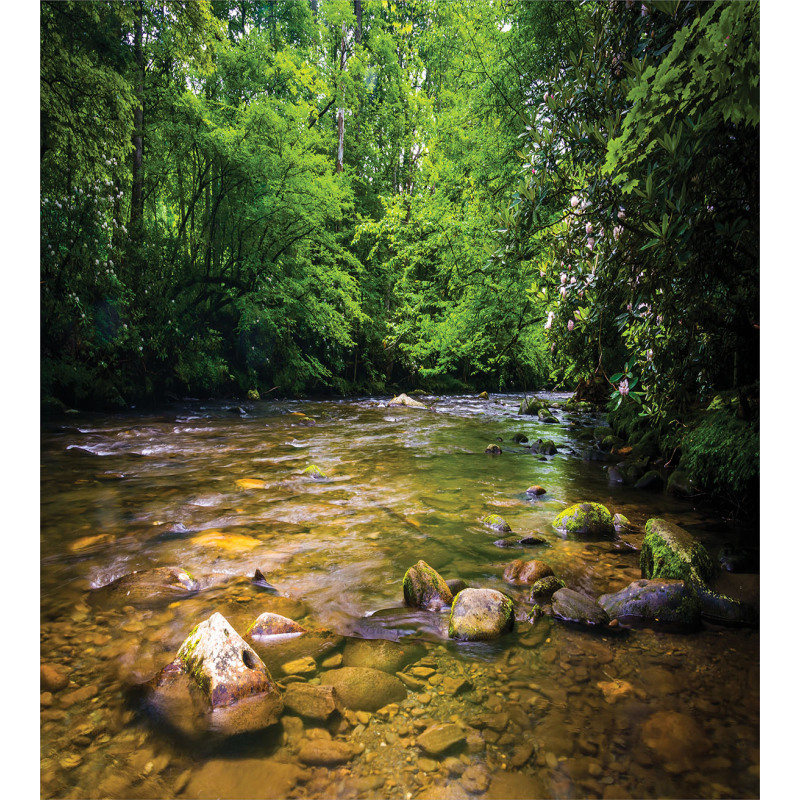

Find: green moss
[302,464,327,479]
[482,514,511,532]
[641,518,715,585]
[553,503,614,537]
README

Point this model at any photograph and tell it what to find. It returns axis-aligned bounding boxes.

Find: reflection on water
[41,394,759,799]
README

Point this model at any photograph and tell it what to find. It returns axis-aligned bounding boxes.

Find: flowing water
[40,394,759,799]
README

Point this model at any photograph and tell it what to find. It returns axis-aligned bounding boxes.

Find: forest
[41,0,759,505]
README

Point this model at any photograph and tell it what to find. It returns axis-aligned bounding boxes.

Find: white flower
[570,276,576,284]
[570,196,580,208]
[619,378,629,396]
[561,273,567,285]
[587,238,595,251]
[585,223,593,235]
[560,286,567,297]
[544,311,554,330]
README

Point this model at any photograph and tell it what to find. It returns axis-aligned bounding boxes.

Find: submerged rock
[531,439,557,456]
[302,465,327,479]
[526,485,547,496]
[552,502,614,538]
[484,443,502,455]
[402,560,453,611]
[319,667,406,711]
[448,588,514,641]
[246,612,306,639]
[341,638,423,674]
[503,559,554,585]
[283,683,339,721]
[599,579,701,626]
[512,433,529,444]
[91,566,199,606]
[417,723,466,756]
[550,588,609,626]
[146,612,283,738]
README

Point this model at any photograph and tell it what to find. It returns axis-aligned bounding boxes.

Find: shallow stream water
[40,394,759,799]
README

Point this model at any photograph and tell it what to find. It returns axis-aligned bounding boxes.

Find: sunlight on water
[40,395,759,799]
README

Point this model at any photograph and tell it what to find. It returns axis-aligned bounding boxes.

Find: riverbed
[40,394,759,799]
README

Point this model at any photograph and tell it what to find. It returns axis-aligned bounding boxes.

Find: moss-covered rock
[302,464,327,479]
[478,391,489,400]
[448,588,515,641]
[402,560,453,611]
[247,389,261,401]
[512,433,530,444]
[484,443,502,455]
[531,439,557,456]
[666,470,695,498]
[552,502,614,538]
[598,579,701,626]
[482,514,511,532]
[530,575,566,600]
[641,519,715,585]
[641,519,757,626]
[613,513,637,532]
[550,588,609,626]
[519,397,541,415]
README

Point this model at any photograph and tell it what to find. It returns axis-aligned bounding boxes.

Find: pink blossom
[587,238,595,251]
[544,311,554,330]
[585,222,593,235]
[570,196,580,208]
[570,276,576,284]
[561,273,567,285]
[567,319,574,332]
[619,378,629,397]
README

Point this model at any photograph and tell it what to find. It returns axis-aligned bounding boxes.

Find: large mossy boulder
[448,588,514,641]
[90,566,199,606]
[402,560,453,611]
[519,397,541,416]
[641,519,715,585]
[146,612,284,738]
[550,588,609,626]
[319,667,406,711]
[599,579,701,627]
[552,502,614,538]
[642,519,756,626]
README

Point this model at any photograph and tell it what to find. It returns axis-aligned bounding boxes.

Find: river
[40,393,759,799]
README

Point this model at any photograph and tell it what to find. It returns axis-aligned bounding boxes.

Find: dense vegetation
[41,1,758,503]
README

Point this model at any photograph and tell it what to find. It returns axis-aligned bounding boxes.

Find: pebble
[410,666,436,679]
[282,656,317,676]
[418,757,439,773]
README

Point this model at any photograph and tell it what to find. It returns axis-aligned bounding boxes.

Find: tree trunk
[130,2,145,234]
[354,0,362,43]
[336,103,345,173]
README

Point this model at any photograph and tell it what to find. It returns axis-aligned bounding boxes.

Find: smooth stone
[90,566,199,605]
[599,578,701,626]
[283,683,339,721]
[503,559,554,584]
[246,612,306,638]
[403,560,454,611]
[282,656,317,676]
[551,588,609,626]
[482,514,511,532]
[342,638,423,674]
[319,667,406,711]
[297,739,357,766]
[417,723,467,756]
[185,758,304,799]
[461,765,490,793]
[41,664,69,693]
[641,710,709,766]
[526,485,547,495]
[448,588,514,641]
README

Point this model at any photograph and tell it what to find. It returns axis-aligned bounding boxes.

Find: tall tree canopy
[41,0,758,432]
